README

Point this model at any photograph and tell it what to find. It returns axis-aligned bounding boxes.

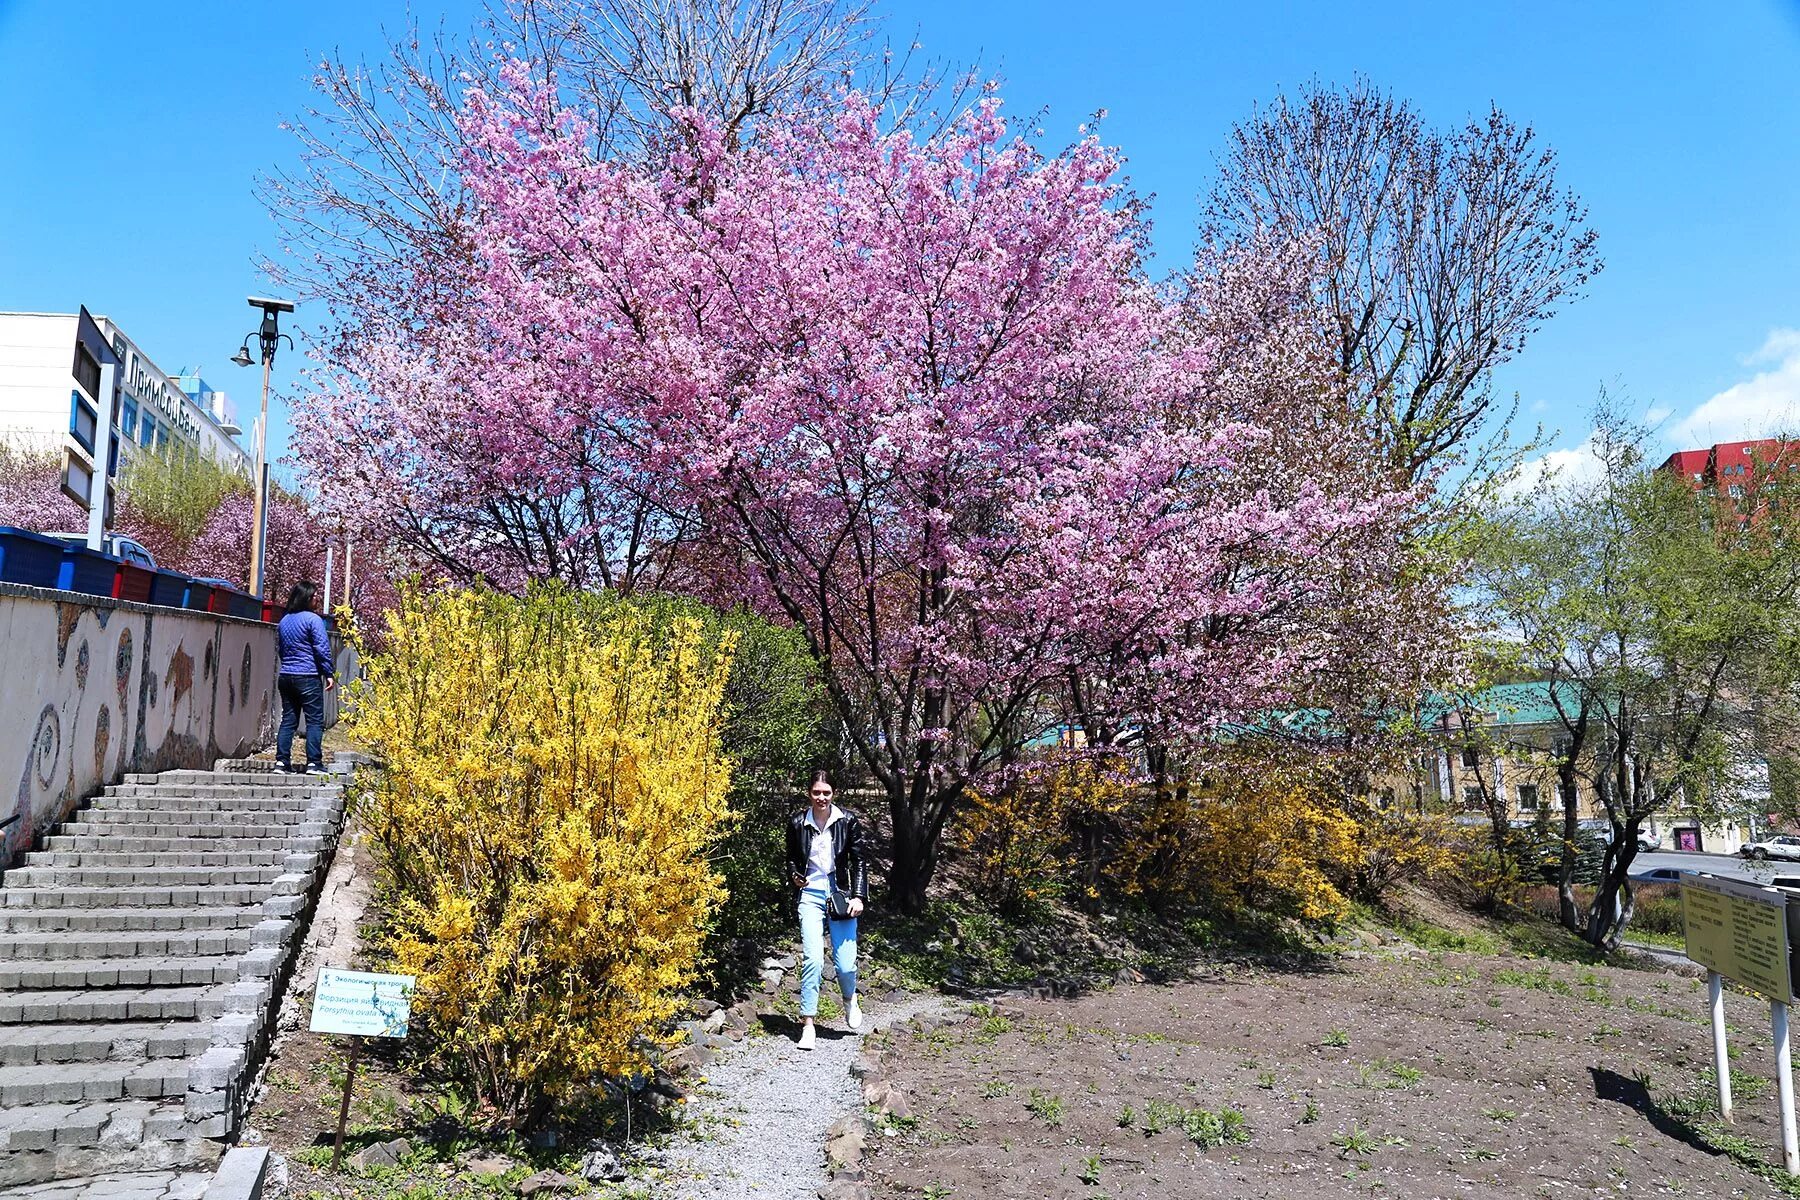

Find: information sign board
[309,968,415,1038]
[1682,874,1791,1001]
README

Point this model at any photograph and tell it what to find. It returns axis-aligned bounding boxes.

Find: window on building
[1460,746,1481,770]
[1729,484,1745,499]
[139,412,156,447]
[1552,736,1573,762]
[1461,786,1485,811]
[119,398,138,440]
[1517,784,1540,811]
[71,344,101,399]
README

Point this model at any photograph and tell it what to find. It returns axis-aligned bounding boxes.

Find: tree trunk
[1556,767,1582,932]
[887,781,936,916]
[1584,823,1639,950]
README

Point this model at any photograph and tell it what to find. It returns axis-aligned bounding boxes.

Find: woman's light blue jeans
[798,887,857,1017]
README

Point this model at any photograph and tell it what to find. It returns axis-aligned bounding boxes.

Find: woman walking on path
[786,769,867,1050]
[275,581,336,774]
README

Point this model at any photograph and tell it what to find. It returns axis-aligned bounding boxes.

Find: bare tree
[1204,77,1602,485]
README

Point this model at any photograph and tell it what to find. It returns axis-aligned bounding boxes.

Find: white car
[1741,836,1800,862]
[44,531,157,569]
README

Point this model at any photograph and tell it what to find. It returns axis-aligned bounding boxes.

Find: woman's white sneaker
[798,1023,817,1051]
[846,997,863,1030]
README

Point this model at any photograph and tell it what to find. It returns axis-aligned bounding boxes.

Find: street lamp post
[233,297,295,599]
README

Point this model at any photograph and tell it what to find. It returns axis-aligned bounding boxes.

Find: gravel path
[661,992,955,1200]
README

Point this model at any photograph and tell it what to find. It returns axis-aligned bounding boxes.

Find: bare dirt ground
[863,950,1799,1199]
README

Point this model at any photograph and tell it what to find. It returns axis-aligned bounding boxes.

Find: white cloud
[1669,328,1800,447]
[1645,405,1673,424]
[1504,432,1605,497]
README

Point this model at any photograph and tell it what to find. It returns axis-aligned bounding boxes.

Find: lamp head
[231,345,255,368]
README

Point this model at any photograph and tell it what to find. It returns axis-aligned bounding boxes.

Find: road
[1632,850,1795,885]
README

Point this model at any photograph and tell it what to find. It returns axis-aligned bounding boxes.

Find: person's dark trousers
[276,672,326,768]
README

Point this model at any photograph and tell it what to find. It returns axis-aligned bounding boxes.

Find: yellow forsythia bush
[347,584,736,1127]
[954,758,1132,914]
[1109,782,1361,922]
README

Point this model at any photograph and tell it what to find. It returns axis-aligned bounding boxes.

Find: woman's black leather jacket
[785,807,869,900]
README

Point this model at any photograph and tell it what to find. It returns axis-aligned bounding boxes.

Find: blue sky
[2,0,1797,484]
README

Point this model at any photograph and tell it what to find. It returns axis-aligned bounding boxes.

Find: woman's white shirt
[805,805,843,891]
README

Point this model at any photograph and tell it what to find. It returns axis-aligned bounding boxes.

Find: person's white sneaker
[798,1023,816,1051]
[846,996,863,1031]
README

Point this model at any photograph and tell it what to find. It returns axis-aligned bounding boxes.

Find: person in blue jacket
[275,581,336,773]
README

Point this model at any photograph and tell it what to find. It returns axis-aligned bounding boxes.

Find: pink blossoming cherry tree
[295,69,1446,910]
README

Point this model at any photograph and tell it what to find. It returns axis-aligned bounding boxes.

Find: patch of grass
[1136,1098,1247,1148]
[1397,918,1501,955]
[1256,1070,1277,1090]
[1494,965,1573,995]
[1078,1155,1102,1185]
[981,1079,1013,1099]
[1356,1058,1424,1090]
[1331,1124,1380,1158]
[1026,1088,1065,1127]
[1480,1107,1518,1124]
[1116,1103,1136,1128]
[1321,1028,1351,1048]
[1299,1099,1321,1125]
[1180,1106,1249,1149]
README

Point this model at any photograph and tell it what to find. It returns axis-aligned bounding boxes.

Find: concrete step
[40,836,295,855]
[0,1060,189,1106]
[18,849,288,869]
[87,795,318,815]
[67,808,309,829]
[1,884,269,910]
[51,821,308,841]
[0,927,251,962]
[0,1098,191,1154]
[0,986,228,1025]
[0,907,264,933]
[106,783,337,799]
[0,958,241,992]
[135,769,290,782]
[0,1021,213,1067]
[3,866,284,891]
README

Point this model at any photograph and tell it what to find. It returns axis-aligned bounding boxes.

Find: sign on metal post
[1682,874,1791,1000]
[311,969,414,1169]
[1681,874,1800,1174]
[311,968,414,1038]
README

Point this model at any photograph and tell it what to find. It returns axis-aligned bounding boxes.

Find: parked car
[1740,836,1800,861]
[43,532,157,569]
[1628,866,1685,883]
[1636,830,1664,852]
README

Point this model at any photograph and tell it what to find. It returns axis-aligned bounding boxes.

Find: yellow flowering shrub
[1108,782,1360,922]
[347,584,736,1127]
[954,759,1132,914]
[1347,804,1460,899]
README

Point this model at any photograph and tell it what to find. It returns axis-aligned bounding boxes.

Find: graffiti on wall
[0,591,279,868]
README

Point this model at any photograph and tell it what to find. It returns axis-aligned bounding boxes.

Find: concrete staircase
[0,763,349,1187]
